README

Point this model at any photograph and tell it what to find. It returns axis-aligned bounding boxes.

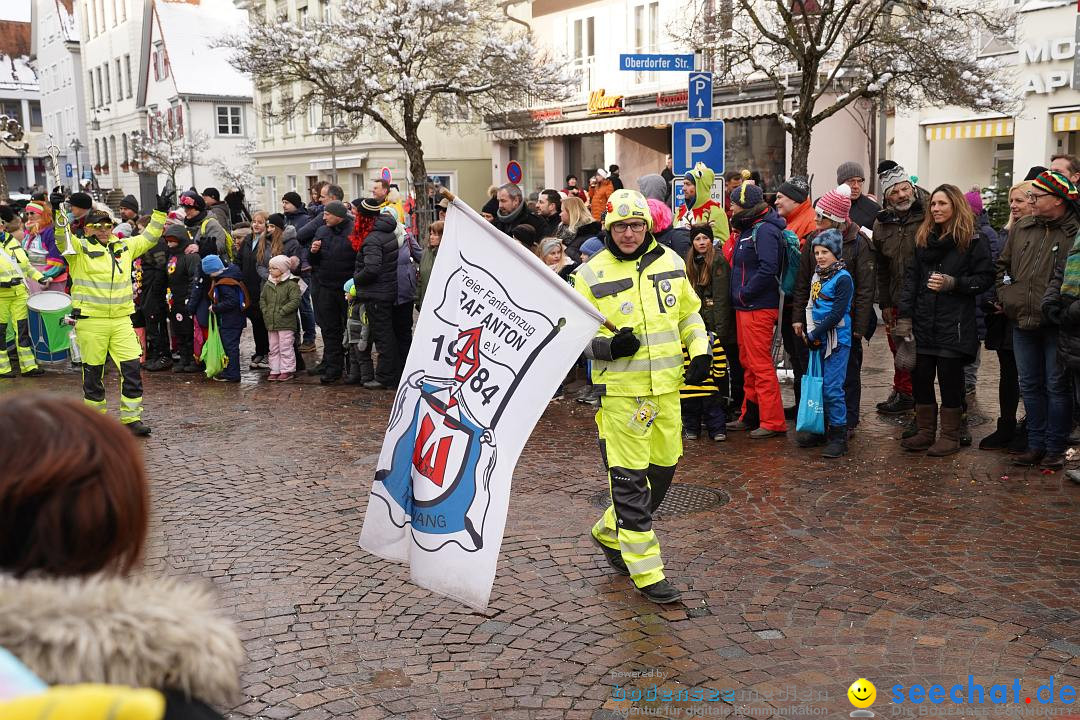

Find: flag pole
[439,188,619,333]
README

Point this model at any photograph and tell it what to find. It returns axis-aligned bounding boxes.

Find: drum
[26,291,72,362]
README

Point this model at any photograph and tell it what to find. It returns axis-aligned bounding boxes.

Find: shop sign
[588,89,624,115]
[531,108,564,122]
[656,90,689,108]
[1021,36,1076,94]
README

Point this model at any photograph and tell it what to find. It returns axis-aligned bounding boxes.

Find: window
[93,138,100,166]
[88,70,95,107]
[320,0,330,21]
[307,101,320,133]
[262,102,273,137]
[152,44,168,81]
[115,58,123,99]
[103,64,111,103]
[118,0,125,22]
[121,132,128,163]
[571,16,595,93]
[82,0,91,39]
[173,105,183,134]
[124,55,132,98]
[110,0,117,26]
[95,0,104,34]
[0,101,21,125]
[438,95,471,123]
[632,2,660,84]
[297,6,307,27]
[283,94,295,135]
[286,175,297,192]
[216,105,243,135]
[29,101,42,130]
[95,67,103,107]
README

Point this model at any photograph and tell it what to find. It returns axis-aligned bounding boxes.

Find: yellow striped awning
[1054,112,1080,132]
[924,119,1013,141]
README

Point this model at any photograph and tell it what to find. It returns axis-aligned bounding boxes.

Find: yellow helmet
[603,189,653,231]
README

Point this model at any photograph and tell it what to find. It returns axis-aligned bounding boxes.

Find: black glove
[609,327,640,359]
[156,189,174,213]
[684,354,711,385]
[49,186,64,208]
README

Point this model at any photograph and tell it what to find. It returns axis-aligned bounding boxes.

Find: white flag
[359,198,605,610]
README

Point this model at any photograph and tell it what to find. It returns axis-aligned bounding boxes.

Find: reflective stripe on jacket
[0,233,44,286]
[56,210,167,318]
[572,238,709,397]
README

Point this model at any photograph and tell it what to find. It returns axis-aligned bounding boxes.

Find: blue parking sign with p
[672,120,725,176]
[65,163,73,178]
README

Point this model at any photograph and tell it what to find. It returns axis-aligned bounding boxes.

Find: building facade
[0,20,46,195]
[243,0,492,214]
[891,0,1078,192]
[488,0,870,199]
[30,0,89,189]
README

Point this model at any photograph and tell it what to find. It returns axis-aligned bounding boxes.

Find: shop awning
[923,118,1013,141]
[1053,112,1080,132]
[308,154,367,171]
[490,97,796,140]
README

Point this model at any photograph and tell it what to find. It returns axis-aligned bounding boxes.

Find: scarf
[813,259,846,284]
[730,204,768,232]
[1061,232,1080,298]
[495,201,526,227]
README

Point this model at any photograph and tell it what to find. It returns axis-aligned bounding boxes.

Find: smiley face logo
[848,678,876,709]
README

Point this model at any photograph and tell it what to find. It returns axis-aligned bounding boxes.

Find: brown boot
[900,403,937,451]
[927,407,963,457]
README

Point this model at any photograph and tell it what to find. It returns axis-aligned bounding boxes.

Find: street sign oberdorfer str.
[619,54,695,72]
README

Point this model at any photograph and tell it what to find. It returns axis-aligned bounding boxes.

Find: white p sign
[684,129,712,169]
[672,120,726,176]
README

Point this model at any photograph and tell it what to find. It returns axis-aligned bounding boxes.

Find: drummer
[0,205,52,378]
[24,201,69,289]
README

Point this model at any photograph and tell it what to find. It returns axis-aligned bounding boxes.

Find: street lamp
[69,137,83,189]
[315,112,349,184]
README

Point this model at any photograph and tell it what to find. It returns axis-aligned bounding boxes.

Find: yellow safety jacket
[0,232,45,288]
[55,210,167,319]
[572,237,709,397]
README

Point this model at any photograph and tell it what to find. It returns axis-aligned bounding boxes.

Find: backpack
[201,218,236,263]
[749,225,801,297]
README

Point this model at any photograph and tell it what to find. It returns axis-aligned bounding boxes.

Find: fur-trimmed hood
[0,574,243,707]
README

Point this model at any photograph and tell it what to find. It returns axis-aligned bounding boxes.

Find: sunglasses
[85,222,114,229]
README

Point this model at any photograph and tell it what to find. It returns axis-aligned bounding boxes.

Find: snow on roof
[0,20,36,92]
[155,0,251,100]
[54,0,78,43]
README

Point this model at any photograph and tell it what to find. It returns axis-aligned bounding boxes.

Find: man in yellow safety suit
[571,188,711,604]
[0,206,59,377]
[51,187,171,436]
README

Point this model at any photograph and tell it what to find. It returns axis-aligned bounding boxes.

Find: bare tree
[685,0,1015,177]
[211,137,257,197]
[223,0,573,233]
[131,119,209,192]
[0,114,27,201]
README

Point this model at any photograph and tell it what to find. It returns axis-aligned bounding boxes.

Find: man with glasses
[995,170,1080,470]
[572,188,710,604]
[836,161,881,232]
[49,186,173,436]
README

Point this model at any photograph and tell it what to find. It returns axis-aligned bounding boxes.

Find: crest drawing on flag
[359,197,604,610]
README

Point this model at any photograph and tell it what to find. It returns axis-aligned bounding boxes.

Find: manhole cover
[589,483,729,517]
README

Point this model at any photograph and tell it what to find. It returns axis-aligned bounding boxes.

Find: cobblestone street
[8,338,1080,720]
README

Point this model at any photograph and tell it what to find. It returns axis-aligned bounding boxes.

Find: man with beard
[871,162,924,416]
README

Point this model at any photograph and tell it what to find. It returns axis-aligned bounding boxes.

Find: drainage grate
[589,483,729,517]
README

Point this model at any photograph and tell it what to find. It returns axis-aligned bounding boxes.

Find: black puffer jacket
[309,219,356,289]
[898,231,993,361]
[354,213,399,303]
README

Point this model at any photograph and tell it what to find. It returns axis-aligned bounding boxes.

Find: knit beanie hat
[179,191,205,212]
[282,191,304,209]
[690,224,714,242]
[201,187,221,202]
[812,228,843,259]
[201,254,225,276]
[776,176,810,204]
[964,190,984,216]
[580,237,604,257]
[268,254,293,280]
[878,163,910,197]
[836,161,864,185]
[539,237,563,258]
[730,181,764,209]
[267,212,287,230]
[324,200,349,219]
[69,192,93,210]
[1032,170,1079,202]
[119,194,139,212]
[815,184,852,223]
[358,198,382,216]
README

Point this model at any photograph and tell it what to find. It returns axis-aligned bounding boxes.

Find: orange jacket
[589,179,614,221]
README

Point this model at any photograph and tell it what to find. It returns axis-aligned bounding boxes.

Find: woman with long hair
[979,181,1034,450]
[559,195,602,261]
[897,184,993,456]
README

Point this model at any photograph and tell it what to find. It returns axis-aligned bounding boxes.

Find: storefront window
[566,134,605,187]
[723,117,786,190]
[507,140,547,197]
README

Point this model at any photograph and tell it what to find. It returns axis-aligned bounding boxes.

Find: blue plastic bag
[796,349,825,435]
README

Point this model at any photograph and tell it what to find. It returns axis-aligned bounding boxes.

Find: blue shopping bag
[796,349,825,435]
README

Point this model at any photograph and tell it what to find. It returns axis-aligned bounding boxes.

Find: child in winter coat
[803,228,854,458]
[680,333,730,442]
[165,224,202,373]
[259,255,302,381]
[201,254,249,383]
